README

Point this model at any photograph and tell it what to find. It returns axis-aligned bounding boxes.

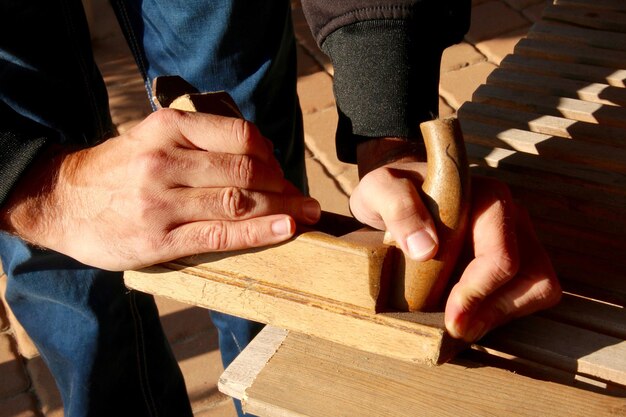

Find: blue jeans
[0,0,304,416]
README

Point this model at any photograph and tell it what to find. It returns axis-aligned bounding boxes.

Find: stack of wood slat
[458,0,626,392]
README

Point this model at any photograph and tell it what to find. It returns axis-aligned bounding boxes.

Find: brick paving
[0,0,549,415]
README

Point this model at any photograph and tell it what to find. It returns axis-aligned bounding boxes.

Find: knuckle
[203,222,229,251]
[136,148,171,179]
[232,155,255,186]
[220,187,250,219]
[240,221,263,247]
[490,253,520,283]
[231,119,254,150]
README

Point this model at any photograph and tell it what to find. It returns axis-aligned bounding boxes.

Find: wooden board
[125,237,465,364]
[220,326,626,417]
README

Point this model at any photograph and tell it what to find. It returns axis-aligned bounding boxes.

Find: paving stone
[0,393,38,417]
[440,62,498,110]
[522,0,550,23]
[303,108,359,195]
[193,397,237,417]
[441,42,486,73]
[466,1,529,44]
[172,334,225,414]
[0,333,30,399]
[475,26,531,65]
[154,296,216,345]
[296,57,335,115]
[27,356,63,417]
[503,0,545,11]
[0,276,38,359]
[439,97,456,119]
[306,156,351,216]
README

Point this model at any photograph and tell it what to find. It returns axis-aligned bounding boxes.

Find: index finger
[163,109,277,164]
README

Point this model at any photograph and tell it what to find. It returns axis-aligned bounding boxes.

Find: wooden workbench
[214,1,626,415]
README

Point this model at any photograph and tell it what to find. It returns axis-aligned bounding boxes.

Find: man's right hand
[1,109,321,271]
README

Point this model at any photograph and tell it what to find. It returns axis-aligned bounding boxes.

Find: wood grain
[125,262,465,365]
[224,327,626,417]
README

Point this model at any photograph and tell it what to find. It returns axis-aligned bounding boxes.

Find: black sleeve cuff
[324,19,445,163]
[301,0,470,163]
[0,129,48,206]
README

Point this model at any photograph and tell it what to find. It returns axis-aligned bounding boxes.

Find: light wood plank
[232,328,626,417]
[529,21,626,51]
[460,101,626,149]
[472,83,626,129]
[124,265,465,365]
[169,227,390,312]
[481,316,626,386]
[218,326,288,401]
[515,37,626,69]
[500,54,626,88]
[461,117,626,173]
[486,67,626,107]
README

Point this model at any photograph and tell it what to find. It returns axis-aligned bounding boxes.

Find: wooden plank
[543,4,626,33]
[460,117,626,173]
[228,327,626,417]
[460,101,626,149]
[480,315,626,386]
[169,227,391,312]
[544,293,626,340]
[500,54,626,88]
[124,264,465,365]
[554,0,626,12]
[515,37,626,69]
[464,141,626,199]
[218,326,288,402]
[486,67,626,107]
[472,83,626,129]
[529,21,626,51]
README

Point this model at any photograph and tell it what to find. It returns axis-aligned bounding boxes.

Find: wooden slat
[464,142,626,200]
[124,264,465,365]
[472,83,626,129]
[460,101,626,149]
[544,293,626,340]
[481,315,626,386]
[515,37,626,69]
[500,54,626,88]
[543,4,626,33]
[461,117,626,173]
[529,21,626,51]
[487,67,626,107]
[223,327,626,417]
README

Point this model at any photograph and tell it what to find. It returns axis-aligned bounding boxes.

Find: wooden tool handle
[389,118,471,311]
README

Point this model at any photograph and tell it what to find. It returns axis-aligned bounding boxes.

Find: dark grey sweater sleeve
[300,0,471,163]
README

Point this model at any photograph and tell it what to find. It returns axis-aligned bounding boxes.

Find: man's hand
[352,138,561,342]
[1,109,321,271]
[444,177,561,342]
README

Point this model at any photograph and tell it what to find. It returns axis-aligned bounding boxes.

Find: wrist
[0,145,76,245]
[356,137,426,178]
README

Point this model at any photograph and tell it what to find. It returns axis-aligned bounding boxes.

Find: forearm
[301,0,471,163]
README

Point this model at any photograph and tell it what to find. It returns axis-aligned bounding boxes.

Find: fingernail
[303,199,321,223]
[465,320,488,342]
[406,230,437,261]
[271,218,293,236]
